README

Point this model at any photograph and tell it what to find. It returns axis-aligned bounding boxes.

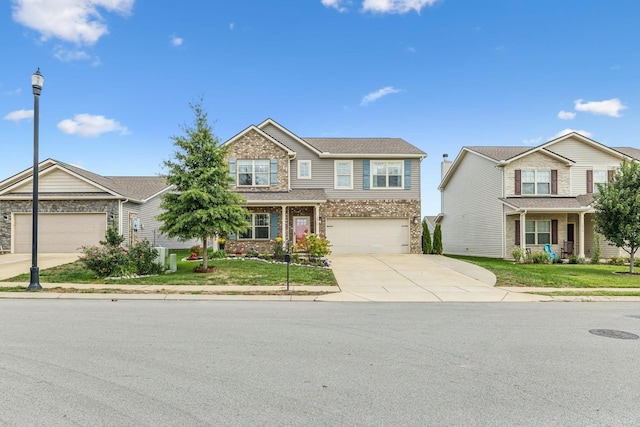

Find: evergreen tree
[422,220,432,254]
[157,99,249,270]
[432,223,443,255]
[592,160,640,273]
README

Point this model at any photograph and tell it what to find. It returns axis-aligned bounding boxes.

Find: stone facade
[227,129,290,191]
[504,152,570,196]
[319,199,422,254]
[0,199,118,250]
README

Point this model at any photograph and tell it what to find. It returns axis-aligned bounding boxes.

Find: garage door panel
[14,213,107,253]
[326,218,409,254]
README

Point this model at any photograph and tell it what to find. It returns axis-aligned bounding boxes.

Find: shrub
[79,244,131,277]
[530,251,553,264]
[128,239,162,275]
[593,234,602,264]
[100,220,125,247]
[293,233,331,261]
[512,247,525,263]
[210,249,228,259]
[273,237,285,261]
[422,220,432,254]
[432,224,443,254]
[189,245,203,256]
[610,256,626,265]
[246,247,259,258]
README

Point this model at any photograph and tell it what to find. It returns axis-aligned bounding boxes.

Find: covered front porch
[223,189,327,255]
[501,196,608,260]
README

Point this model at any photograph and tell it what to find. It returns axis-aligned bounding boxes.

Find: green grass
[4,250,337,287]
[447,255,640,288]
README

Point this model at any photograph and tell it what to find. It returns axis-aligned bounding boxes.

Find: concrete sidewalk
[2,253,639,302]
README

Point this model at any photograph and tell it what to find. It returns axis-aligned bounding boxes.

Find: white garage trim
[13,213,108,253]
[325,218,410,254]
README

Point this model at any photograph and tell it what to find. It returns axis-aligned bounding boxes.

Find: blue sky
[2,0,639,216]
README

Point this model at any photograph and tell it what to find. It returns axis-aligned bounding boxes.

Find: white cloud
[360,86,402,106]
[7,87,22,96]
[555,128,593,138]
[11,0,134,45]
[522,137,542,146]
[574,98,627,117]
[321,0,348,12]
[3,109,33,122]
[57,113,129,137]
[362,0,438,14]
[229,22,235,30]
[557,110,576,120]
[53,46,91,62]
[405,46,416,53]
[170,35,183,47]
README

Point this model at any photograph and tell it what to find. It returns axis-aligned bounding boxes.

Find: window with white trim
[525,220,550,245]
[372,161,403,188]
[593,170,608,192]
[297,160,311,179]
[334,160,353,189]
[240,213,270,240]
[238,160,269,186]
[522,170,550,195]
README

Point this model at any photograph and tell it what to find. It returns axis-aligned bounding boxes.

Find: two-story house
[437,132,640,259]
[221,119,427,254]
[0,119,426,255]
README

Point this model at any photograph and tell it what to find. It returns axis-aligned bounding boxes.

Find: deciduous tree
[592,160,640,273]
[158,99,249,270]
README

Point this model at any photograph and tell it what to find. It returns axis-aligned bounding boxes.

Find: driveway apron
[322,254,542,302]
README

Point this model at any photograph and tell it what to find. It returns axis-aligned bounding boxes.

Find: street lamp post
[27,68,44,291]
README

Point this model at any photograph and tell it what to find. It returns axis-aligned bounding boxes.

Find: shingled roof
[303,138,426,156]
[465,146,532,161]
[501,196,593,210]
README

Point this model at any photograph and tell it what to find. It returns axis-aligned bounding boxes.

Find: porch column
[578,212,585,258]
[314,204,320,235]
[281,205,287,242]
[520,212,527,251]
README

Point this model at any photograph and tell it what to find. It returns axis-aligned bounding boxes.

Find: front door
[567,223,575,243]
[294,217,310,243]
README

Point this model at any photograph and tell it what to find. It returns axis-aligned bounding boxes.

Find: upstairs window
[334,160,353,189]
[240,213,270,239]
[297,160,312,179]
[371,161,403,188]
[593,170,607,192]
[238,160,269,186]
[522,170,550,195]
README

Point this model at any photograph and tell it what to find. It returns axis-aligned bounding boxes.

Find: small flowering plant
[217,237,226,244]
[187,252,201,260]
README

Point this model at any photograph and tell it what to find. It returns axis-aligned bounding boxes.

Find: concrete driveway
[320,254,543,302]
[0,253,79,280]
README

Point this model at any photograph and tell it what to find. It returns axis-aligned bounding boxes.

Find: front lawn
[4,250,337,287]
[447,255,640,288]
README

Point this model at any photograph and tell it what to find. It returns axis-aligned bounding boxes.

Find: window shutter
[270,212,278,239]
[229,158,236,187]
[404,159,411,190]
[608,170,614,183]
[586,170,593,194]
[515,220,520,245]
[363,160,370,190]
[270,159,278,186]
[515,170,521,195]
[551,219,558,244]
[551,170,558,195]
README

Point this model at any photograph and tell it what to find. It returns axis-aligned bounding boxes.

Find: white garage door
[14,213,107,253]
[325,218,410,254]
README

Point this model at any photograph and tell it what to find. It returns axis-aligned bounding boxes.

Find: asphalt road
[1,301,639,426]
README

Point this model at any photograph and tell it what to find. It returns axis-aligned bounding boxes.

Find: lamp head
[32,68,44,96]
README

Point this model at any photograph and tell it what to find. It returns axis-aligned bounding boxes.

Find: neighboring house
[0,159,196,253]
[437,132,640,259]
[222,118,427,254]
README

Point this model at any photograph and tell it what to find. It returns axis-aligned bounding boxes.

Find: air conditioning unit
[154,247,167,268]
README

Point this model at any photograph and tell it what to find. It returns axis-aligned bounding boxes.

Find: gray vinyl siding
[136,193,198,249]
[546,137,622,196]
[121,201,138,239]
[14,169,107,194]
[440,153,503,257]
[261,123,421,199]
